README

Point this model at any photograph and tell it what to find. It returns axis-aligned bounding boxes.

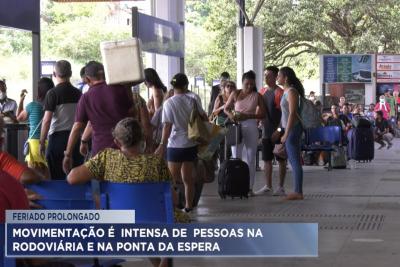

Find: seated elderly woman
[67,117,183,267]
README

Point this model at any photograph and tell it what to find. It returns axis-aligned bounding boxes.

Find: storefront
[376,54,400,110]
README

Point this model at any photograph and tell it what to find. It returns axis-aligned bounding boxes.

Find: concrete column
[32,31,40,101]
[153,0,184,88]
[236,27,244,87]
[237,26,264,90]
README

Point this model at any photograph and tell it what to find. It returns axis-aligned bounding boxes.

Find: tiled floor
[122,140,400,267]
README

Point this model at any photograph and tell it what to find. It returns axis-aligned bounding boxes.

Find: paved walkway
[122,139,400,267]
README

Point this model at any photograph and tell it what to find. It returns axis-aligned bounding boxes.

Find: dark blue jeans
[284,123,304,194]
[46,131,83,180]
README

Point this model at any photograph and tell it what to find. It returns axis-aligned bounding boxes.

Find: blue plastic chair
[24,181,124,267]
[99,181,174,224]
[0,224,16,267]
[100,181,174,267]
[25,180,94,209]
[303,126,342,170]
[3,181,93,267]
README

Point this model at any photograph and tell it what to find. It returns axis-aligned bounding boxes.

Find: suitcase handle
[225,123,241,160]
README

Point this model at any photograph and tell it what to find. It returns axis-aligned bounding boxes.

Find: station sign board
[376,54,400,83]
[323,54,372,83]
[136,12,184,58]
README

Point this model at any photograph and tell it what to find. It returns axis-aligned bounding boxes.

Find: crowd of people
[319,91,399,150]
[1,61,399,223]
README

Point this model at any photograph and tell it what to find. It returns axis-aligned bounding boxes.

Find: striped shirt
[25,101,44,139]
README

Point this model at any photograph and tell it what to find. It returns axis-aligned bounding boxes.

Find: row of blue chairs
[302,126,342,171]
[27,181,175,223]
[2,181,175,267]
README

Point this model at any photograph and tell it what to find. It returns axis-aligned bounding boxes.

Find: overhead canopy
[0,0,40,32]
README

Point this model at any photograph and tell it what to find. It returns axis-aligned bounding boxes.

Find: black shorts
[167,146,198,162]
[261,138,284,161]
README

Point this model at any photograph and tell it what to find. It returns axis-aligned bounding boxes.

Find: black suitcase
[352,115,372,128]
[218,122,250,199]
[348,127,374,161]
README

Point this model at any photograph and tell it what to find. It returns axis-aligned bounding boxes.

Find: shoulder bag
[23,119,43,156]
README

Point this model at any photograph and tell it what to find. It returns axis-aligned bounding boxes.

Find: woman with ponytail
[155,73,207,213]
[277,67,304,200]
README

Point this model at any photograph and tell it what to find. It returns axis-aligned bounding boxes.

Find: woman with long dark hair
[224,70,266,196]
[144,68,167,118]
[277,67,304,200]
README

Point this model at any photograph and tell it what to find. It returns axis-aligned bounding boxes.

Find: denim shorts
[167,146,198,162]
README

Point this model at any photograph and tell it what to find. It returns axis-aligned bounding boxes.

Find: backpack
[298,97,322,129]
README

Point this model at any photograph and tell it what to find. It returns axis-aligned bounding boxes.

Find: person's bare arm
[62,122,85,174]
[16,110,28,122]
[212,96,224,117]
[19,168,43,184]
[154,122,172,157]
[39,111,53,154]
[79,122,92,156]
[81,121,92,142]
[17,90,27,118]
[64,122,85,156]
[25,188,42,209]
[223,91,237,121]
[153,88,164,111]
[67,165,95,185]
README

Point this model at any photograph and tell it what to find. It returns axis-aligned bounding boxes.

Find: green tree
[40,0,131,64]
[187,0,400,80]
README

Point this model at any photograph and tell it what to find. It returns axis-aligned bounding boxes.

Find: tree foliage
[187,0,400,80]
[258,0,400,66]
[40,0,131,63]
[2,0,400,83]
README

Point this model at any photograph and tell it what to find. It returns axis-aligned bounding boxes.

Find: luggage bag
[331,146,347,169]
[218,122,250,199]
[347,127,374,161]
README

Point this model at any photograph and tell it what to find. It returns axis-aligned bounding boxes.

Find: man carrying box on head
[62,61,140,174]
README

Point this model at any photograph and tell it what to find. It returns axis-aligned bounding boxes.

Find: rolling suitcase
[347,127,374,161]
[218,123,250,199]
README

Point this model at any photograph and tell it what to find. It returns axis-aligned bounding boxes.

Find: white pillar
[236,27,244,87]
[237,26,264,90]
[153,0,184,88]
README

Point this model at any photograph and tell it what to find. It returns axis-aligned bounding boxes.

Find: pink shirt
[234,91,259,114]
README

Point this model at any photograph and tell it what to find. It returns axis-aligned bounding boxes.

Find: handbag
[273,144,287,160]
[188,97,210,145]
[23,119,43,157]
